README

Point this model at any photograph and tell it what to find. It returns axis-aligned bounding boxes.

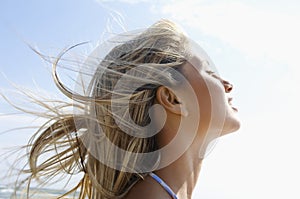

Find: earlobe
[156,86,188,116]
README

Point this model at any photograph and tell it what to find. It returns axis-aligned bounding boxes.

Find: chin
[221,110,241,135]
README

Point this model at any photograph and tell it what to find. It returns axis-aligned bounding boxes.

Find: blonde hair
[16,19,190,198]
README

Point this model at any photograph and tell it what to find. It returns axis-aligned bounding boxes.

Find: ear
[156,86,188,116]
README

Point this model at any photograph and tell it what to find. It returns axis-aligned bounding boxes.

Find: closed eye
[206,70,221,80]
[206,70,215,75]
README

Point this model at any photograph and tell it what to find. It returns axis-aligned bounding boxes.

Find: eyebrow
[200,59,210,66]
[188,56,210,72]
[200,60,210,66]
[200,60,211,71]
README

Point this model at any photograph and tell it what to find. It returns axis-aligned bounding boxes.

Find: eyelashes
[206,70,215,75]
[206,70,220,80]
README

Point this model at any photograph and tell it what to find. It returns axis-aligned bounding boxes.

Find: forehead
[187,56,212,72]
[186,39,217,71]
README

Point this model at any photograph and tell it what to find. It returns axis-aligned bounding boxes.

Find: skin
[125,56,240,199]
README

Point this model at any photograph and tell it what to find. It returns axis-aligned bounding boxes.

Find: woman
[16,19,240,199]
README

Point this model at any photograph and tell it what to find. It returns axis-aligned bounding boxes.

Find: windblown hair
[16,19,190,198]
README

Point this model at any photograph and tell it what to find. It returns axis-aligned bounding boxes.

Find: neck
[151,117,205,198]
[154,149,203,199]
[124,151,203,199]
[125,120,205,199]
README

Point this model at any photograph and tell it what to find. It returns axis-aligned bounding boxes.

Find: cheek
[205,78,226,107]
[201,78,228,133]
[190,76,213,126]
[191,75,211,109]
[199,76,225,105]
[181,68,226,128]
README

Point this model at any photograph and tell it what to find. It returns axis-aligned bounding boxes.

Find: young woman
[15,19,240,199]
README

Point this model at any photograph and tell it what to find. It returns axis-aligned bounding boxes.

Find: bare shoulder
[123,176,170,199]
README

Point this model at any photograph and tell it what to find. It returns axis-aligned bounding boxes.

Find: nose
[221,79,233,93]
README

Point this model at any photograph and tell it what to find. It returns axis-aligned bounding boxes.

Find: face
[180,56,240,137]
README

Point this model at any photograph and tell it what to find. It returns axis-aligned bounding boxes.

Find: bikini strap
[149,172,178,199]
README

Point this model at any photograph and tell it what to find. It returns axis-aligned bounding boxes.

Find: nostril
[226,85,233,92]
[223,80,233,93]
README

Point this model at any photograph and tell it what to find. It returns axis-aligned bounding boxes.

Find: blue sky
[1,0,300,198]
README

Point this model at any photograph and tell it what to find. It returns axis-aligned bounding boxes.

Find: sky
[0,0,300,198]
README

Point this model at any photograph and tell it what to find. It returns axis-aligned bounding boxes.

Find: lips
[228,97,238,112]
[231,106,238,112]
[228,97,233,105]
